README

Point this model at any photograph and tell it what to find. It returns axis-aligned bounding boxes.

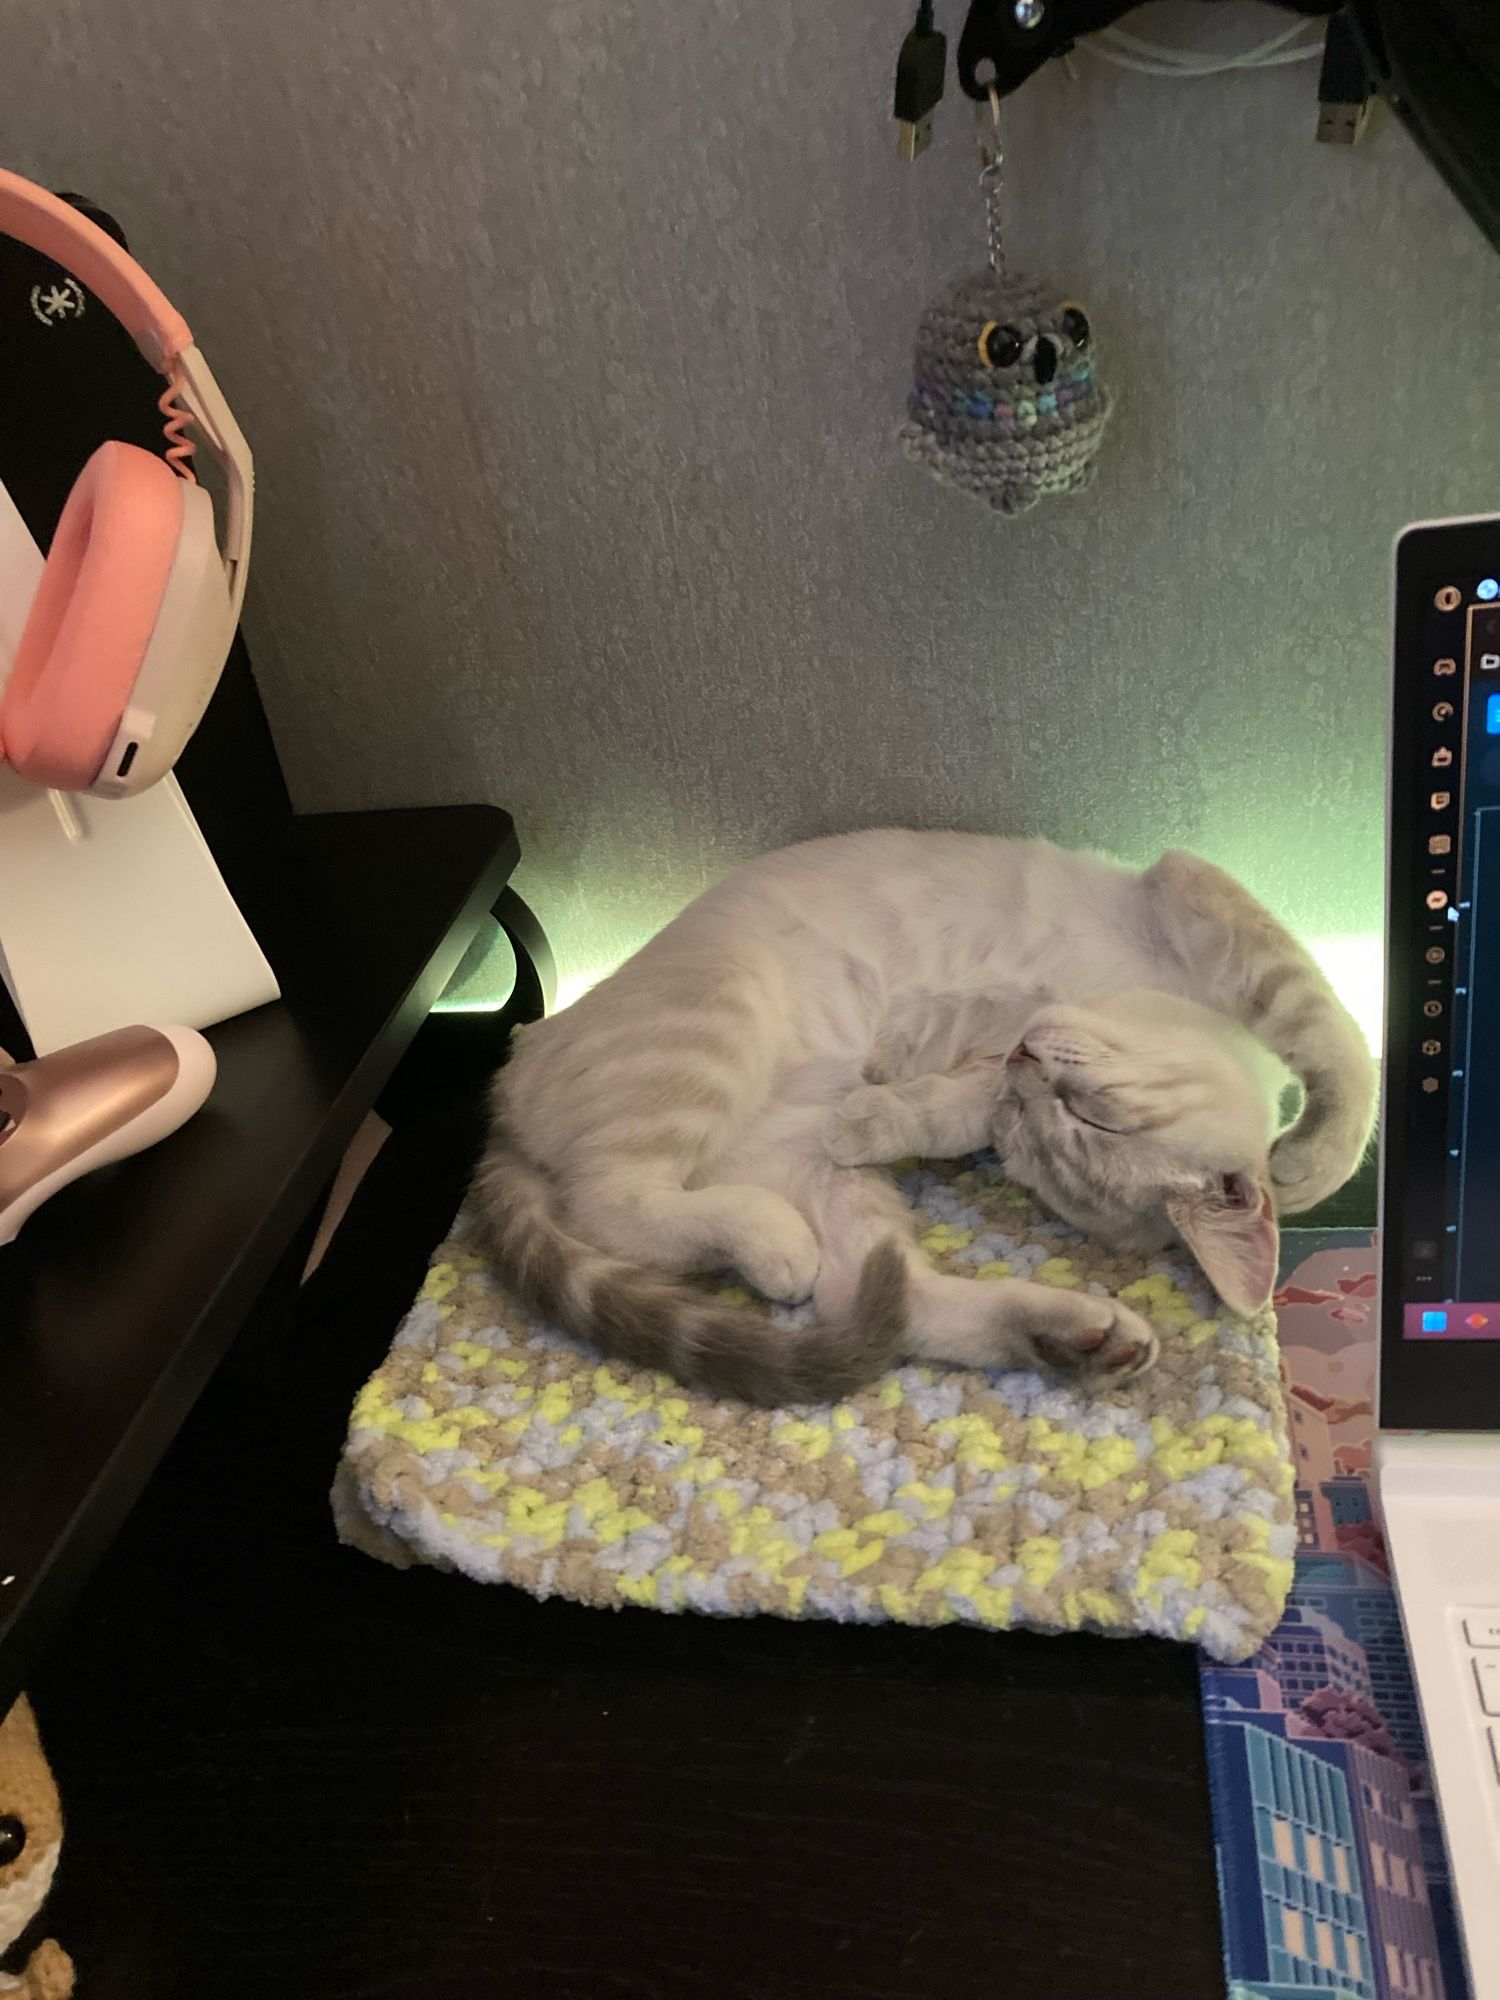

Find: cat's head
[990,990,1287,1317]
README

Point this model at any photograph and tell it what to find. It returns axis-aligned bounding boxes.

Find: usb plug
[895,2,947,162]
[1317,6,1376,147]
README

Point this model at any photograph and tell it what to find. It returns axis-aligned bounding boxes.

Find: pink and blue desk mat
[1202,1227,1470,2000]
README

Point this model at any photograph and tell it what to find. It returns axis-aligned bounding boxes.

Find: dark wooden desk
[0,805,528,1715]
[31,1084,1232,2000]
[9,832,1372,1995]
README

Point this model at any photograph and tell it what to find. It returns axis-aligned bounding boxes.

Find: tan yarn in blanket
[336,1159,1295,1663]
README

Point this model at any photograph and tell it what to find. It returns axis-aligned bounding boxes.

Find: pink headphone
[0,168,253,799]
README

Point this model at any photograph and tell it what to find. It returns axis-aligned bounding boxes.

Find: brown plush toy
[0,1699,73,2000]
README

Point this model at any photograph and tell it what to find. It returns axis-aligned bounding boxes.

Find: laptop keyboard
[1462,1614,1500,1780]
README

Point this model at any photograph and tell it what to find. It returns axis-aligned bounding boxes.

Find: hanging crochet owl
[900,268,1111,516]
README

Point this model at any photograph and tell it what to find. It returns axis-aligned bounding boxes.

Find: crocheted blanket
[333,1157,1295,1663]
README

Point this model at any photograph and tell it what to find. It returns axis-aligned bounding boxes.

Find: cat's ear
[1166,1171,1279,1317]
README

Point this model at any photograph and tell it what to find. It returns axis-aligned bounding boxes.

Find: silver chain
[975,85,1008,284]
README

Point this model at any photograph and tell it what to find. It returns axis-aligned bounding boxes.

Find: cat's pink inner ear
[1166,1176,1279,1317]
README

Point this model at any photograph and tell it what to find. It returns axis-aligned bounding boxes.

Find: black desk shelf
[0,805,540,1714]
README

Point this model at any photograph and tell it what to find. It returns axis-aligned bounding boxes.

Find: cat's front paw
[826,1086,910,1168]
[739,1233,820,1306]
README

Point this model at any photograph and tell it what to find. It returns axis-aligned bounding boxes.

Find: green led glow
[1306,932,1383,1055]
[434,928,617,1017]
[433,922,518,1013]
[554,962,613,1011]
[549,938,1385,1050]
[437,917,1387,1055]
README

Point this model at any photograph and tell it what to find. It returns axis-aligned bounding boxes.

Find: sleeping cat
[478,833,1376,1406]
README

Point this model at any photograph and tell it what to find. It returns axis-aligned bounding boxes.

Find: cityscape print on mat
[1200,1230,1471,2000]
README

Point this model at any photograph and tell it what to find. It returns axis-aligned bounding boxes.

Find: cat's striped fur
[478,833,1375,1406]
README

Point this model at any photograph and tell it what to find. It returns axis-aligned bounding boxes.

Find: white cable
[1084,15,1325,78]
[1089,37,1323,75]
[1084,38,1322,76]
[1089,35,1322,74]
[1103,17,1316,65]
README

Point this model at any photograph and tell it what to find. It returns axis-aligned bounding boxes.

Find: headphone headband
[0,168,192,373]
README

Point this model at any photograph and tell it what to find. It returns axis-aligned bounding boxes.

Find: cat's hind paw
[1022,1294,1159,1383]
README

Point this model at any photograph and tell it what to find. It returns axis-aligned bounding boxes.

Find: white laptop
[1377,514,1500,2000]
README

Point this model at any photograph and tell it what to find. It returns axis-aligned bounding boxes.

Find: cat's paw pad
[739,1226,821,1306]
[826,1086,907,1168]
[1026,1298,1159,1382]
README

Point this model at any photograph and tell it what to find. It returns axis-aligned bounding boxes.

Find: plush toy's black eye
[0,1815,27,1866]
[1032,334,1059,385]
[1060,304,1091,350]
[977,320,1023,369]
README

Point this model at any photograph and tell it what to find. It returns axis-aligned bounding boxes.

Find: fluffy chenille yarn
[336,1157,1293,1664]
[900,269,1111,515]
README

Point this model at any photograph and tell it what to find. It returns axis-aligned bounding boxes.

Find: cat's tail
[1145,850,1377,1214]
[473,1134,908,1408]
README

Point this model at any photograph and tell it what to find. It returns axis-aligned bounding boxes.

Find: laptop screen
[1381,515,1500,1430]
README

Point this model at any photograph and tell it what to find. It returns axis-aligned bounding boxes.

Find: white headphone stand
[0,483,279,1055]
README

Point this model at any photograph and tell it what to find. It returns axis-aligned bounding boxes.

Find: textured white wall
[8,1,1500,992]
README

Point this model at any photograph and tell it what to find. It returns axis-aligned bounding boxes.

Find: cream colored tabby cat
[478,833,1375,1405]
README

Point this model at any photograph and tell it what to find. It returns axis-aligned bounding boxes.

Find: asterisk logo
[29,278,85,327]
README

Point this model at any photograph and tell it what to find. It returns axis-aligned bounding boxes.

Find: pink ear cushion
[0,442,185,791]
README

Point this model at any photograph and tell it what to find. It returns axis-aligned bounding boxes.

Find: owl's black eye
[977,321,1023,370]
[0,1815,27,1866]
[1060,304,1091,350]
[1032,335,1059,385]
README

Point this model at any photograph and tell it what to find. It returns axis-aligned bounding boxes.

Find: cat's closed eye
[1058,1091,1128,1135]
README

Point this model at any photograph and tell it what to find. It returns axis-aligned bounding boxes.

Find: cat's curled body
[479,832,1375,1406]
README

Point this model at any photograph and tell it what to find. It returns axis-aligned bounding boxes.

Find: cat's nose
[1008,1042,1039,1067]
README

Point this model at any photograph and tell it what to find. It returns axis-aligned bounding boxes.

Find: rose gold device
[0,1024,215,1246]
